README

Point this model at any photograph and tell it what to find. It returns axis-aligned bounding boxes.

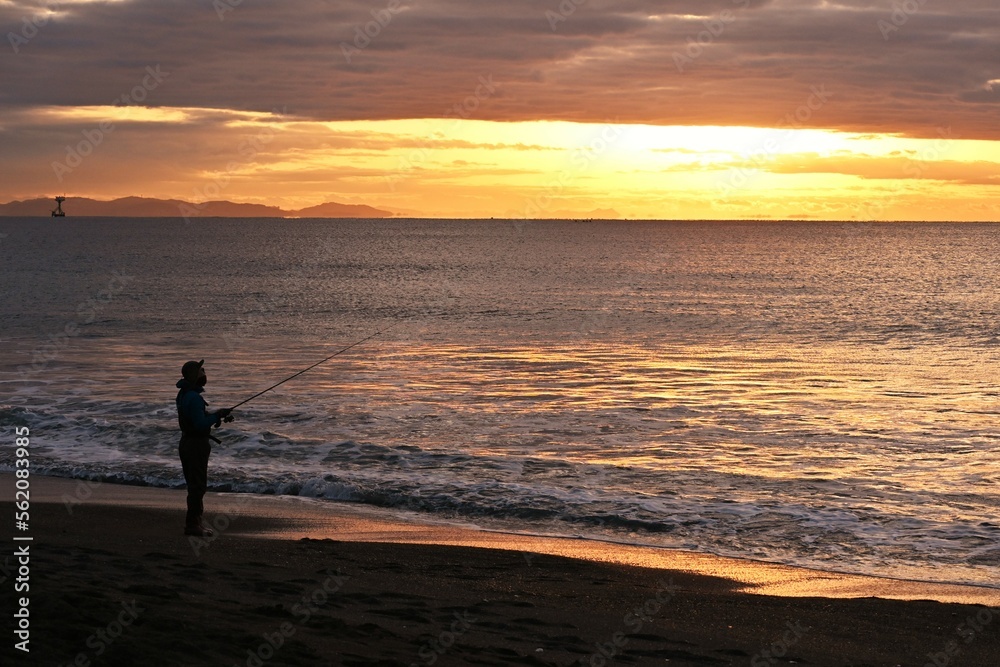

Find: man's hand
[217,408,234,423]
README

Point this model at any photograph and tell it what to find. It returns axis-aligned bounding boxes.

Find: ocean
[1,217,998,588]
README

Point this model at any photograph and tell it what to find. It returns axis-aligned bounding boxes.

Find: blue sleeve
[180,392,219,433]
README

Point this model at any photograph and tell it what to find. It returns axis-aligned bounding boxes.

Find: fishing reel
[223,414,235,423]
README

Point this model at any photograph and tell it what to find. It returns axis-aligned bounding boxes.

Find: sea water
[1,218,998,587]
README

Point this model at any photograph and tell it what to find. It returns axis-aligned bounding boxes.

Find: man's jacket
[176,379,220,438]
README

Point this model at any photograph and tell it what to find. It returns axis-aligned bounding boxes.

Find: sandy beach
[3,474,997,666]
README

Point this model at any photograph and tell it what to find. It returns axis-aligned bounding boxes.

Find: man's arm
[180,393,224,433]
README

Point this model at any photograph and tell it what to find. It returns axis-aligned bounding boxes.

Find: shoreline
[4,474,999,666]
[17,473,1000,607]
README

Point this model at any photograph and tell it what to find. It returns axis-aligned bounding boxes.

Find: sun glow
[9,109,1000,221]
[27,105,225,125]
[286,118,1000,220]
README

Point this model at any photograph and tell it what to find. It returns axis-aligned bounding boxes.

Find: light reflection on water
[1,218,999,586]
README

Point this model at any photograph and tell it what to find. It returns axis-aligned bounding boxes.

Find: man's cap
[181,359,204,379]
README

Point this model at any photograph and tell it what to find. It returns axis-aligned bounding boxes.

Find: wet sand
[4,474,998,666]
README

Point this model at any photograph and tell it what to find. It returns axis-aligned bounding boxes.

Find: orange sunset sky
[2,0,999,220]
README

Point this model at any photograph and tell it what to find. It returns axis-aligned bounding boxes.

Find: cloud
[2,0,999,138]
[747,153,1000,185]
[3,0,1000,218]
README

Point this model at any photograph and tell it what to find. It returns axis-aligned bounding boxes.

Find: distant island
[0,196,395,218]
[0,196,628,220]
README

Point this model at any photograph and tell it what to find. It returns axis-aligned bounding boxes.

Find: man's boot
[184,512,214,537]
[197,513,215,537]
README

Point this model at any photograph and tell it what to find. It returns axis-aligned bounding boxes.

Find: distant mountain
[0,196,395,218]
[290,201,392,218]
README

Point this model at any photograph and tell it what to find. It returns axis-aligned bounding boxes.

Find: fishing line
[228,321,401,410]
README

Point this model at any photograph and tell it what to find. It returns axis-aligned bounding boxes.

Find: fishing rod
[228,323,399,411]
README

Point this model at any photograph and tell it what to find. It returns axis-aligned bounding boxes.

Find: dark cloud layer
[2,0,999,138]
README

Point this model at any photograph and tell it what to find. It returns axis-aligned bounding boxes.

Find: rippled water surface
[2,218,999,587]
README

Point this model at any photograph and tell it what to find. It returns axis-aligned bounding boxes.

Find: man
[175,359,233,537]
